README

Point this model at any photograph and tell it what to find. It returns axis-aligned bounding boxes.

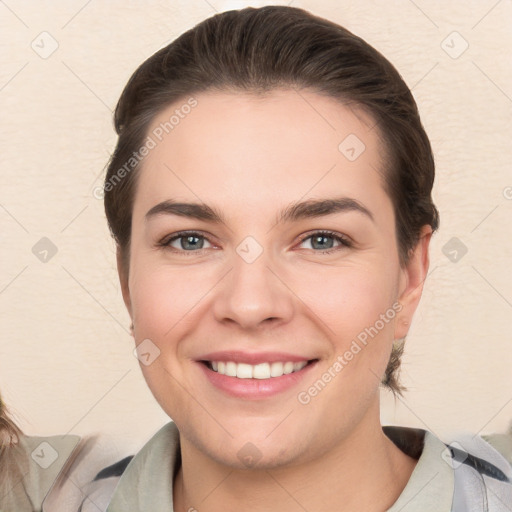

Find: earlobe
[394,225,432,340]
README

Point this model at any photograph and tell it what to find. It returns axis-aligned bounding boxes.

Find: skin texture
[118,89,432,511]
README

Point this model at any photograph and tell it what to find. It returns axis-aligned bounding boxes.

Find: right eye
[159,231,215,254]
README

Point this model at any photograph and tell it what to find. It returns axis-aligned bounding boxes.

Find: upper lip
[197,351,315,365]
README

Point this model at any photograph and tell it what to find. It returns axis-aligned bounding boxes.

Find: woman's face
[121,89,429,469]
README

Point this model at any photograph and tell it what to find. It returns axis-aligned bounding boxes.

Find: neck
[173,404,417,512]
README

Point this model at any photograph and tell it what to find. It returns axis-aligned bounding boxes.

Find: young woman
[93,6,511,511]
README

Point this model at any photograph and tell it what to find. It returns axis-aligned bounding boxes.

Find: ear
[116,247,132,319]
[394,225,432,340]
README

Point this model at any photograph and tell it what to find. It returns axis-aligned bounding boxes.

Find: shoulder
[81,422,180,512]
[445,432,512,511]
[40,433,131,512]
[483,432,512,466]
[106,422,180,512]
[0,433,81,511]
[387,426,512,512]
[79,456,134,512]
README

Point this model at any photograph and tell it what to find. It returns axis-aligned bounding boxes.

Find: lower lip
[197,361,317,400]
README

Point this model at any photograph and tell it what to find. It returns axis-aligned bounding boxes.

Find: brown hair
[103,6,439,394]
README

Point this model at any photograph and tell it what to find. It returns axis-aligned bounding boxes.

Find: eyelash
[157,230,353,256]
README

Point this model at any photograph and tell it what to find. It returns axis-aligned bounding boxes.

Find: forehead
[133,89,391,222]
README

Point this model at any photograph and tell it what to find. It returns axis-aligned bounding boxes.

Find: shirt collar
[107,422,180,512]
[385,426,454,511]
[107,423,454,512]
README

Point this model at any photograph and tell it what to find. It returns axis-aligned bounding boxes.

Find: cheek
[129,254,400,346]
[128,265,200,414]
[296,262,399,338]
[307,265,399,392]
[129,262,210,339]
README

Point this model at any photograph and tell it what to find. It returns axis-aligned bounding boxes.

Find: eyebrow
[145,197,374,225]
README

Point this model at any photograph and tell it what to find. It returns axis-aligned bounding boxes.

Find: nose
[212,245,294,331]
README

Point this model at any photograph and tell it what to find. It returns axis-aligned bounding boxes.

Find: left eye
[298,231,351,252]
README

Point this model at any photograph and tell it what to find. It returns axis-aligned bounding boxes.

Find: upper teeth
[210,361,307,379]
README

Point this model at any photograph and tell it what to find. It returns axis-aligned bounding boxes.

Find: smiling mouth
[202,360,317,379]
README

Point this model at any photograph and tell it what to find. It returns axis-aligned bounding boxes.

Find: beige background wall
[1,0,511,455]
